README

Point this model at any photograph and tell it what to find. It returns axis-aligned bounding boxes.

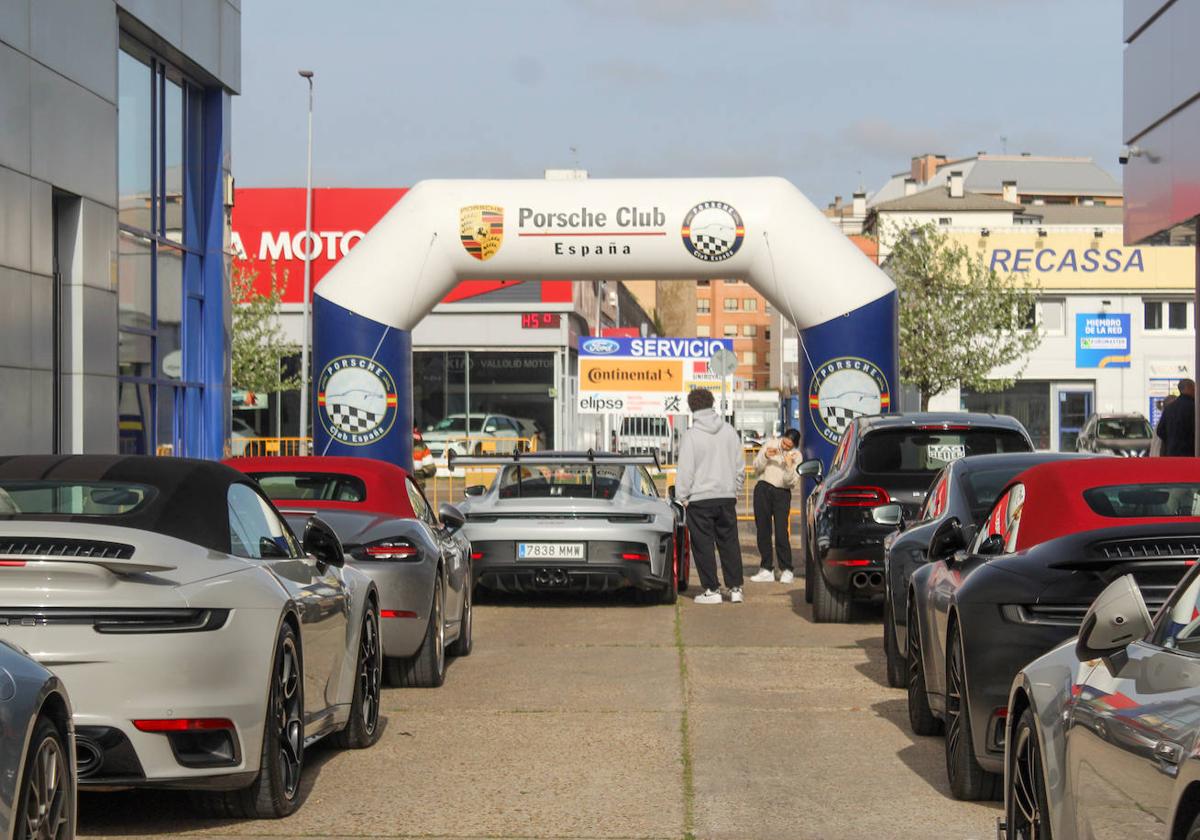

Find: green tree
[885,223,1043,410]
[230,259,300,395]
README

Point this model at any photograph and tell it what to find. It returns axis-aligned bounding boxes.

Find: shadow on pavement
[785,585,884,626]
[77,717,371,836]
[855,633,890,686]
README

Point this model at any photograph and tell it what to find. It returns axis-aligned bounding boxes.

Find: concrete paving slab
[473,598,677,649]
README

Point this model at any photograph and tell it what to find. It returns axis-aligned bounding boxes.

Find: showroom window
[723,298,738,312]
[1144,299,1191,332]
[117,42,206,456]
[697,298,711,314]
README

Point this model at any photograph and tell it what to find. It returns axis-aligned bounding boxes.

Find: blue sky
[233,0,1122,203]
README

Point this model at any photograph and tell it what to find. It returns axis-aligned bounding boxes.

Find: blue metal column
[312,296,412,469]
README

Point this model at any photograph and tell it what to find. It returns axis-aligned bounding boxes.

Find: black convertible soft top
[0,455,254,554]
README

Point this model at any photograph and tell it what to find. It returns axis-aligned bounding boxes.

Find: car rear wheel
[334,603,382,750]
[658,538,680,605]
[196,622,305,818]
[447,574,473,657]
[1007,707,1050,839]
[677,528,691,593]
[945,626,1001,801]
[883,594,906,689]
[906,602,942,736]
[811,560,851,623]
[388,575,446,688]
[803,536,814,605]
[15,715,72,840]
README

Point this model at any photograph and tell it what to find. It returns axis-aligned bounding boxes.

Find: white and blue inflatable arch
[313,177,898,472]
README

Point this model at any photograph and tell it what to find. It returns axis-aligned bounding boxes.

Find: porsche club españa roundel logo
[808,357,891,445]
[681,201,745,262]
[459,204,504,261]
[317,355,399,446]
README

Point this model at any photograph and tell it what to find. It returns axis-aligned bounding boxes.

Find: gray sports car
[0,456,382,819]
[455,452,690,602]
[1003,570,1200,839]
[0,639,74,840]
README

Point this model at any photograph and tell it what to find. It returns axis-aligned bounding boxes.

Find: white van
[618,416,673,464]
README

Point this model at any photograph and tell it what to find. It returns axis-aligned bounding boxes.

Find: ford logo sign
[583,338,620,355]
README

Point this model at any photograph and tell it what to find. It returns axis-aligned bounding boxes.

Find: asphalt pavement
[79,556,1000,840]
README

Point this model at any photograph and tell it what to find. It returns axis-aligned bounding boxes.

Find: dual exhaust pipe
[851,571,884,589]
[534,568,570,587]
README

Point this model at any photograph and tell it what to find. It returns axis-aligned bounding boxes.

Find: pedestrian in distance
[412,427,437,491]
[749,428,801,584]
[676,388,746,604]
[1156,379,1196,457]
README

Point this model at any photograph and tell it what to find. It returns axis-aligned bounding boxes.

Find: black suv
[799,413,1033,623]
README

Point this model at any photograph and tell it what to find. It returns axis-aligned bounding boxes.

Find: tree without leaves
[230,259,300,395]
[884,223,1043,410]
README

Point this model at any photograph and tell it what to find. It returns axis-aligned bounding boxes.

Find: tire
[658,539,680,605]
[447,573,473,657]
[1190,813,1200,840]
[1006,706,1051,840]
[14,715,72,840]
[333,603,382,750]
[945,626,1002,801]
[883,593,907,689]
[812,559,852,623]
[387,575,446,688]
[195,621,305,818]
[906,602,943,737]
[677,528,691,593]
[803,536,814,605]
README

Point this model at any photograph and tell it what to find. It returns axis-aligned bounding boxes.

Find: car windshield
[960,465,1029,524]
[0,481,156,516]
[1083,483,1200,517]
[498,464,624,499]
[428,416,485,433]
[1096,418,1152,440]
[252,473,367,503]
[858,429,1030,476]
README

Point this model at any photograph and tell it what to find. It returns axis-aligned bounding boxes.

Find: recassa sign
[1075,313,1131,368]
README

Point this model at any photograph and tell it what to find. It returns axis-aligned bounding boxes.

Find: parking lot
[78,548,998,840]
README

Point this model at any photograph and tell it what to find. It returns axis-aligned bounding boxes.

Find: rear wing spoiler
[448,449,661,471]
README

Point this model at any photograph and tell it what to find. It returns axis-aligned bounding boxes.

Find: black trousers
[686,498,744,591]
[753,482,793,571]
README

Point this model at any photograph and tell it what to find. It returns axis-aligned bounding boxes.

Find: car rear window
[858,429,1030,475]
[252,473,367,503]
[1083,483,1200,518]
[0,481,156,516]
[498,464,624,499]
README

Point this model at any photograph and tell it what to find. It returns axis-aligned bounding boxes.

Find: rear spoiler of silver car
[448,449,661,471]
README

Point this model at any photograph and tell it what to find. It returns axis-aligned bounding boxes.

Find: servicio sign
[577,337,734,415]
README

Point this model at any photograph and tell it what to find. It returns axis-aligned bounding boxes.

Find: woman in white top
[749,428,801,583]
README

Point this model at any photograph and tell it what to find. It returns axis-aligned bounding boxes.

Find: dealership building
[0,0,239,458]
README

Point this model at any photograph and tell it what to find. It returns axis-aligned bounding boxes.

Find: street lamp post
[298,70,314,455]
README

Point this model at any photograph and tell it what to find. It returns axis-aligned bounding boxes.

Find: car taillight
[829,559,872,567]
[134,718,234,732]
[470,551,484,560]
[621,552,651,562]
[917,424,970,431]
[0,561,25,567]
[380,609,418,619]
[364,541,419,560]
[827,487,890,507]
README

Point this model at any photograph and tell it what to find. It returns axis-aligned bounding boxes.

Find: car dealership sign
[1076,313,1131,368]
[577,337,735,415]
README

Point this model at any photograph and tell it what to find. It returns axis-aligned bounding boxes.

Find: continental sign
[580,360,682,392]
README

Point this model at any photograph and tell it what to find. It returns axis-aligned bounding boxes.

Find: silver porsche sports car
[455,452,690,602]
[0,639,74,840]
[0,455,382,819]
[1003,569,1200,840]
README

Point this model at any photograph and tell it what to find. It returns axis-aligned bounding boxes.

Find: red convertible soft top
[1009,457,1200,550]
[224,456,415,518]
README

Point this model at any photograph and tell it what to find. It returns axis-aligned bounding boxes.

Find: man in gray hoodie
[676,388,745,604]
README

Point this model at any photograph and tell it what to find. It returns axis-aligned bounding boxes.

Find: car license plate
[518,542,584,560]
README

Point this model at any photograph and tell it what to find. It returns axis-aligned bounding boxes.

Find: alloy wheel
[21,734,69,840]
[357,611,381,736]
[946,635,966,778]
[434,578,445,674]
[276,637,303,799]
[1010,723,1045,838]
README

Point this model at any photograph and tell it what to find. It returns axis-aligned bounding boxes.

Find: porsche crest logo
[459,205,504,261]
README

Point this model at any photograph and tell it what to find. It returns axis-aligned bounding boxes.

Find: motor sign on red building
[231,188,572,305]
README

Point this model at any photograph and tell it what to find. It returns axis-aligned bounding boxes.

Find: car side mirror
[871,503,904,528]
[439,503,466,533]
[977,534,1005,557]
[464,484,486,497]
[302,516,344,567]
[1076,575,1153,666]
[929,517,966,560]
[797,459,823,483]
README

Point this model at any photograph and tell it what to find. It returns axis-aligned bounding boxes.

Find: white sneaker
[694,589,722,605]
[730,587,744,604]
[750,568,775,583]
[779,570,795,584]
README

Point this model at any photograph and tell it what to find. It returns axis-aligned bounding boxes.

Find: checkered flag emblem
[822,404,861,435]
[328,403,380,435]
[693,232,732,256]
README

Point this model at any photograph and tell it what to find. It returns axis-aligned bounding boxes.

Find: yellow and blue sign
[1076,313,1131,368]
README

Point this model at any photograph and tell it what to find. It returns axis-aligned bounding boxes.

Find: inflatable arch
[313,177,898,472]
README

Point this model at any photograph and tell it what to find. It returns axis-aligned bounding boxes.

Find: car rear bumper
[475,558,664,594]
[819,547,886,599]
